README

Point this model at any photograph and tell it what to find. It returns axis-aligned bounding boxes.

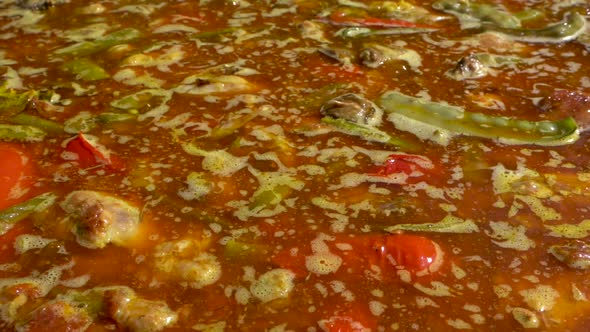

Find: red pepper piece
[65,133,124,170]
[326,11,434,29]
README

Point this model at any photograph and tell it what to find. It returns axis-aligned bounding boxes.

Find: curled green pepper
[379,91,579,146]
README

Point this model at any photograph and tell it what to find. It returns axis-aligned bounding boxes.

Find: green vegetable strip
[432,0,522,28]
[379,91,579,146]
[385,215,479,234]
[0,192,57,235]
[487,11,586,43]
[224,239,269,260]
[55,28,141,56]
[0,86,36,114]
[321,116,414,149]
[97,112,137,123]
[0,124,46,142]
[62,58,110,81]
[10,113,64,136]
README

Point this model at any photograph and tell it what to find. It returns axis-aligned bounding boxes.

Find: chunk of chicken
[548,240,590,270]
[154,239,222,289]
[60,190,140,249]
[105,287,178,332]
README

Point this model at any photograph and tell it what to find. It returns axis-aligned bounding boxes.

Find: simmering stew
[1,0,590,330]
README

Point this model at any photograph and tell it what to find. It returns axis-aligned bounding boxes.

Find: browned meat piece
[19,300,92,332]
[60,190,141,249]
[320,93,383,127]
[448,54,487,79]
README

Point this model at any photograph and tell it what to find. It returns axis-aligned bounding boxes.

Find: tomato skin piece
[379,234,440,272]
[0,143,34,210]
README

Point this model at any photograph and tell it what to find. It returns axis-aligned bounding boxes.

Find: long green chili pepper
[321,116,414,150]
[55,28,141,56]
[379,91,579,146]
[10,113,64,136]
[486,11,586,43]
[0,192,57,235]
[0,124,46,142]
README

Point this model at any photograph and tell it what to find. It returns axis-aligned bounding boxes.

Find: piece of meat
[448,53,487,80]
[548,240,590,270]
[60,190,141,249]
[320,93,383,127]
[153,239,222,289]
[20,300,92,332]
[104,287,178,332]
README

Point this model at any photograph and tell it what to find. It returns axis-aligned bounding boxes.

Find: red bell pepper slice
[64,133,124,170]
[326,11,434,29]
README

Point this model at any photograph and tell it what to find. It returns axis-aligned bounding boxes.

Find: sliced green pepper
[384,215,479,234]
[0,86,36,115]
[96,112,137,123]
[55,28,141,56]
[10,113,64,136]
[225,239,269,261]
[110,89,167,111]
[62,58,109,81]
[0,192,57,235]
[432,0,521,29]
[379,91,579,146]
[336,26,435,38]
[0,124,46,142]
[321,116,414,150]
[209,110,259,139]
[486,11,586,43]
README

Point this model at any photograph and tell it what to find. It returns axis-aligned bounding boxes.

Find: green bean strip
[10,113,64,136]
[55,28,141,56]
[0,124,46,142]
[0,192,57,235]
[379,91,579,146]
